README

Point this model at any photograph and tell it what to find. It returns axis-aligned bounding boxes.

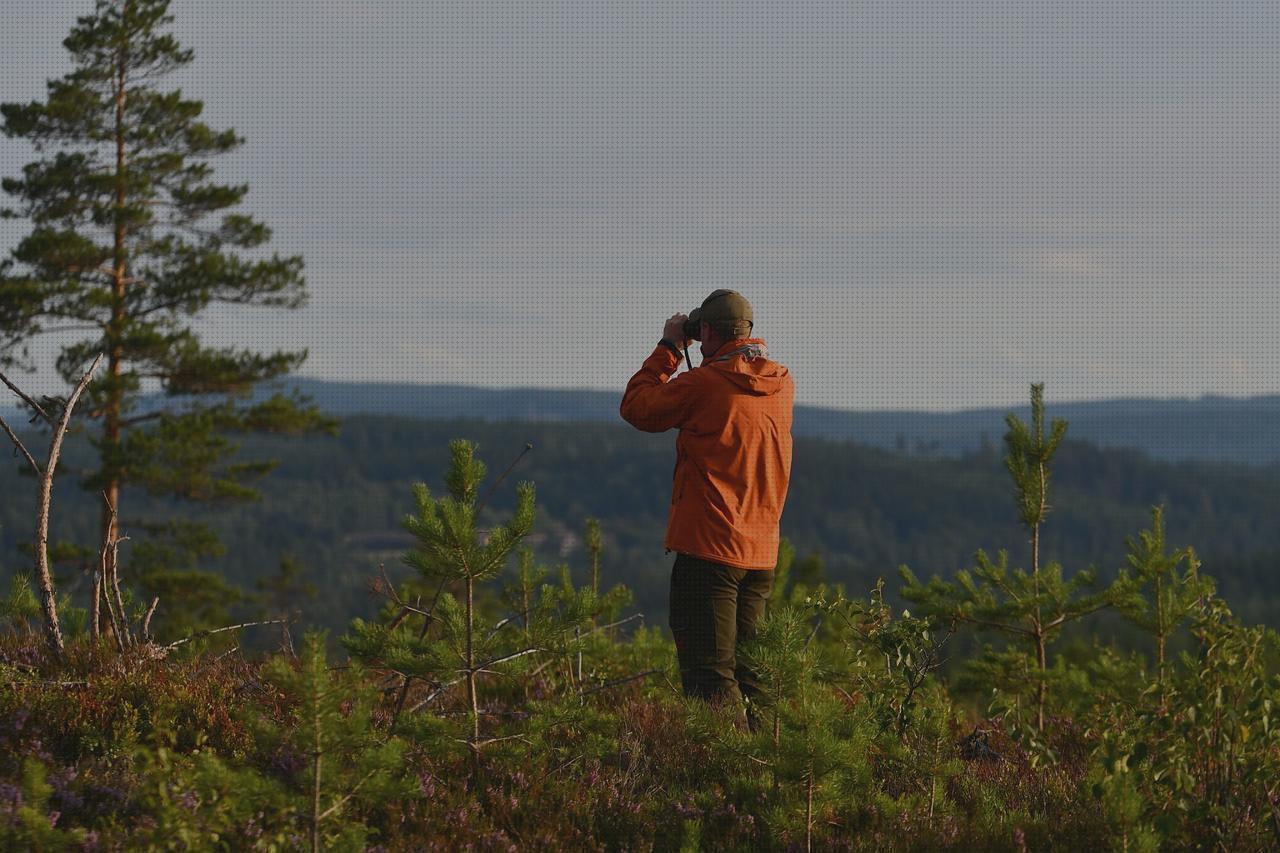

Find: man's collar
[703,337,768,364]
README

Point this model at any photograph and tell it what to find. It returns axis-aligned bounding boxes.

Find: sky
[2,0,1279,412]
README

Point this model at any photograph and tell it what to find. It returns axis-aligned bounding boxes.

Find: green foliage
[1003,382,1068,534]
[400,440,535,588]
[129,732,296,850]
[252,632,411,850]
[1,574,40,635]
[1,574,86,642]
[0,0,335,642]
[689,605,875,850]
[343,439,640,781]
[0,759,91,850]
[1112,505,1214,687]
[1090,597,1280,851]
[1,399,1279,851]
[814,580,954,740]
[901,384,1123,735]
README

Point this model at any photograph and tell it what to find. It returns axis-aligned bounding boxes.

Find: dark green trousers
[668,553,775,706]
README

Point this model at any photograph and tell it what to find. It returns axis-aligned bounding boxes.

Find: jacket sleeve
[620,345,701,433]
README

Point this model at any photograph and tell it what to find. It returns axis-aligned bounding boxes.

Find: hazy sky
[3,1,1279,411]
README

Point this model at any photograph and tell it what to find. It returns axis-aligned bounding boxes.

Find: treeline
[3,413,1280,640]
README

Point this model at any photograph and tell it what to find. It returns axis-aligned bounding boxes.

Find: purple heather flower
[0,783,22,814]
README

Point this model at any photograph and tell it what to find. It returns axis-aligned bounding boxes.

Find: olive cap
[688,289,754,337]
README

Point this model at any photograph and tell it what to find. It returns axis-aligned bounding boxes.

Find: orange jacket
[620,338,794,570]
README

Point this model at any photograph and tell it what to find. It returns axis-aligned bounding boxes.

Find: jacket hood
[701,337,790,396]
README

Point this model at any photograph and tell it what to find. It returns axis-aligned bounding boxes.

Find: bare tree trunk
[100,561,127,654]
[97,495,132,649]
[99,13,129,642]
[90,568,102,638]
[30,355,104,653]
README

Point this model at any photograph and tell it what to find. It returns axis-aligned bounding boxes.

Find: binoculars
[682,316,704,341]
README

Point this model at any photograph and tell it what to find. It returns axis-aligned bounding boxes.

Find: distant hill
[276,379,1280,466]
[7,377,1278,465]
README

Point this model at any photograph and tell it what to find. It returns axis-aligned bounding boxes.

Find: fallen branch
[579,668,659,697]
[468,733,532,749]
[164,618,289,650]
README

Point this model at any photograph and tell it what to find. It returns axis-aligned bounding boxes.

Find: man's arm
[620,314,700,433]
[620,342,702,432]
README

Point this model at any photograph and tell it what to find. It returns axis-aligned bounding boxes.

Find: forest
[7,409,1280,641]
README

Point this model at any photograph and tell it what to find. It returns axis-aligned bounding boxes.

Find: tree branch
[579,668,659,697]
[140,596,160,642]
[406,647,545,713]
[163,618,288,650]
[0,370,52,425]
[32,353,103,653]
[0,414,40,475]
[958,614,1035,637]
[316,768,380,822]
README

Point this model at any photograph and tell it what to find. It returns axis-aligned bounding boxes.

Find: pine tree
[0,0,332,640]
[901,384,1114,733]
[391,440,532,758]
[344,448,638,789]
[693,605,871,852]
[1113,506,1213,693]
[256,632,410,852]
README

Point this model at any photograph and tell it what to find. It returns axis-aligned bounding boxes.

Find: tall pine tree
[0,0,332,638]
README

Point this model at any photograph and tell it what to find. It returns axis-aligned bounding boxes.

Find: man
[619,289,795,723]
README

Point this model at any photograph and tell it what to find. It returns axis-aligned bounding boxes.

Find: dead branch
[140,596,160,642]
[579,668,659,697]
[89,564,102,639]
[163,618,289,650]
[0,414,39,474]
[0,370,52,425]
[31,353,103,653]
[97,493,131,649]
[585,612,644,636]
[392,594,433,726]
[316,768,380,822]
[376,564,430,618]
[407,647,545,713]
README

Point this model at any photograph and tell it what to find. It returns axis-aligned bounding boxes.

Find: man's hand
[663,313,691,350]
